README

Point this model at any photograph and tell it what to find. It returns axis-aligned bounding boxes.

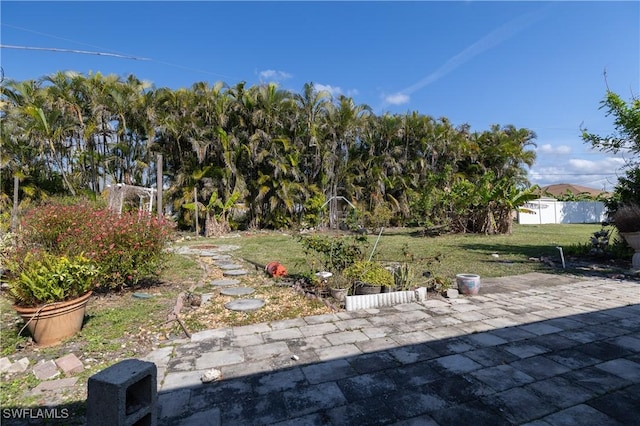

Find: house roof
[539,183,610,198]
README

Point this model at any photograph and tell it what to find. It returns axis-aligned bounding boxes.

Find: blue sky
[2,1,638,191]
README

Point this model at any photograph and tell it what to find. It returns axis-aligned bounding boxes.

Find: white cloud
[538,144,572,154]
[567,157,625,173]
[384,93,410,105]
[528,156,625,190]
[258,69,292,81]
[313,83,359,98]
[314,83,342,96]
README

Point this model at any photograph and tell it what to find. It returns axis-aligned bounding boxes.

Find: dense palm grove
[1,71,539,233]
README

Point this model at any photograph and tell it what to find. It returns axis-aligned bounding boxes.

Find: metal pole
[11,176,19,232]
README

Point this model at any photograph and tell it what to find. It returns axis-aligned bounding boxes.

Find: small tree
[582,89,640,211]
[184,191,240,237]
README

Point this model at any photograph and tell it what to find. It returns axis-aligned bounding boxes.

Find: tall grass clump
[11,201,174,291]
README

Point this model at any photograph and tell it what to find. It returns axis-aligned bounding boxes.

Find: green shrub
[565,225,633,261]
[15,201,174,291]
[7,252,98,306]
[297,234,368,273]
[344,261,394,287]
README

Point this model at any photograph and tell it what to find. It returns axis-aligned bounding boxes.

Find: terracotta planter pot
[621,231,640,269]
[13,291,92,347]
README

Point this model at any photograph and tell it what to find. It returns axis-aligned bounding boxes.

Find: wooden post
[156,154,163,220]
[11,176,19,232]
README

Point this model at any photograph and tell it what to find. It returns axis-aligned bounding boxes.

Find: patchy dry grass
[181,255,333,332]
[183,280,332,330]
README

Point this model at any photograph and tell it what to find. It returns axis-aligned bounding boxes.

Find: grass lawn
[205,223,607,281]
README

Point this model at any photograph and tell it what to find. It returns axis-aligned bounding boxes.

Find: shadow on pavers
[156,302,640,425]
[4,296,639,425]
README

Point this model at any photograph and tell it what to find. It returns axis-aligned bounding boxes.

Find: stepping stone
[198,251,223,257]
[133,292,153,299]
[33,360,60,380]
[215,245,240,252]
[223,269,248,277]
[0,357,11,373]
[221,287,255,297]
[55,354,84,374]
[211,279,240,287]
[218,263,243,270]
[31,377,79,396]
[209,255,232,261]
[173,247,195,255]
[225,299,265,311]
[213,259,235,267]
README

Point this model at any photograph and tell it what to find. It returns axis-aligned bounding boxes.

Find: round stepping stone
[132,292,153,299]
[224,298,265,311]
[214,245,240,252]
[214,260,236,267]
[221,287,255,296]
[209,254,232,261]
[218,263,243,270]
[223,269,248,277]
[211,278,240,287]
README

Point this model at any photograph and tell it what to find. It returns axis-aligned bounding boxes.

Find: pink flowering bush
[15,201,174,291]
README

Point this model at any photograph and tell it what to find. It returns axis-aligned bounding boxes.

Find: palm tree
[236,83,298,227]
[12,76,79,196]
[324,96,371,228]
[2,79,72,195]
[293,83,331,183]
[495,183,540,234]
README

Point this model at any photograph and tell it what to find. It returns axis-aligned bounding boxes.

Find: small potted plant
[6,251,98,346]
[328,272,352,301]
[392,262,414,291]
[612,203,640,269]
[344,260,394,295]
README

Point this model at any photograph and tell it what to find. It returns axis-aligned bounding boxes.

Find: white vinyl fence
[518,198,607,225]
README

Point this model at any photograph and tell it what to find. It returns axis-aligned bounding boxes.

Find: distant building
[519,184,609,224]
[538,183,610,199]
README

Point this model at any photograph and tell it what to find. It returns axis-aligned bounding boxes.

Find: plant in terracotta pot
[344,260,394,295]
[6,251,98,346]
[612,203,640,269]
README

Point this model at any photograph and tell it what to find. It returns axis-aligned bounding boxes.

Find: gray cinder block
[87,359,157,426]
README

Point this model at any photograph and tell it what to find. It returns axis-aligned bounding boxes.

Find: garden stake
[556,246,566,269]
[368,227,385,261]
